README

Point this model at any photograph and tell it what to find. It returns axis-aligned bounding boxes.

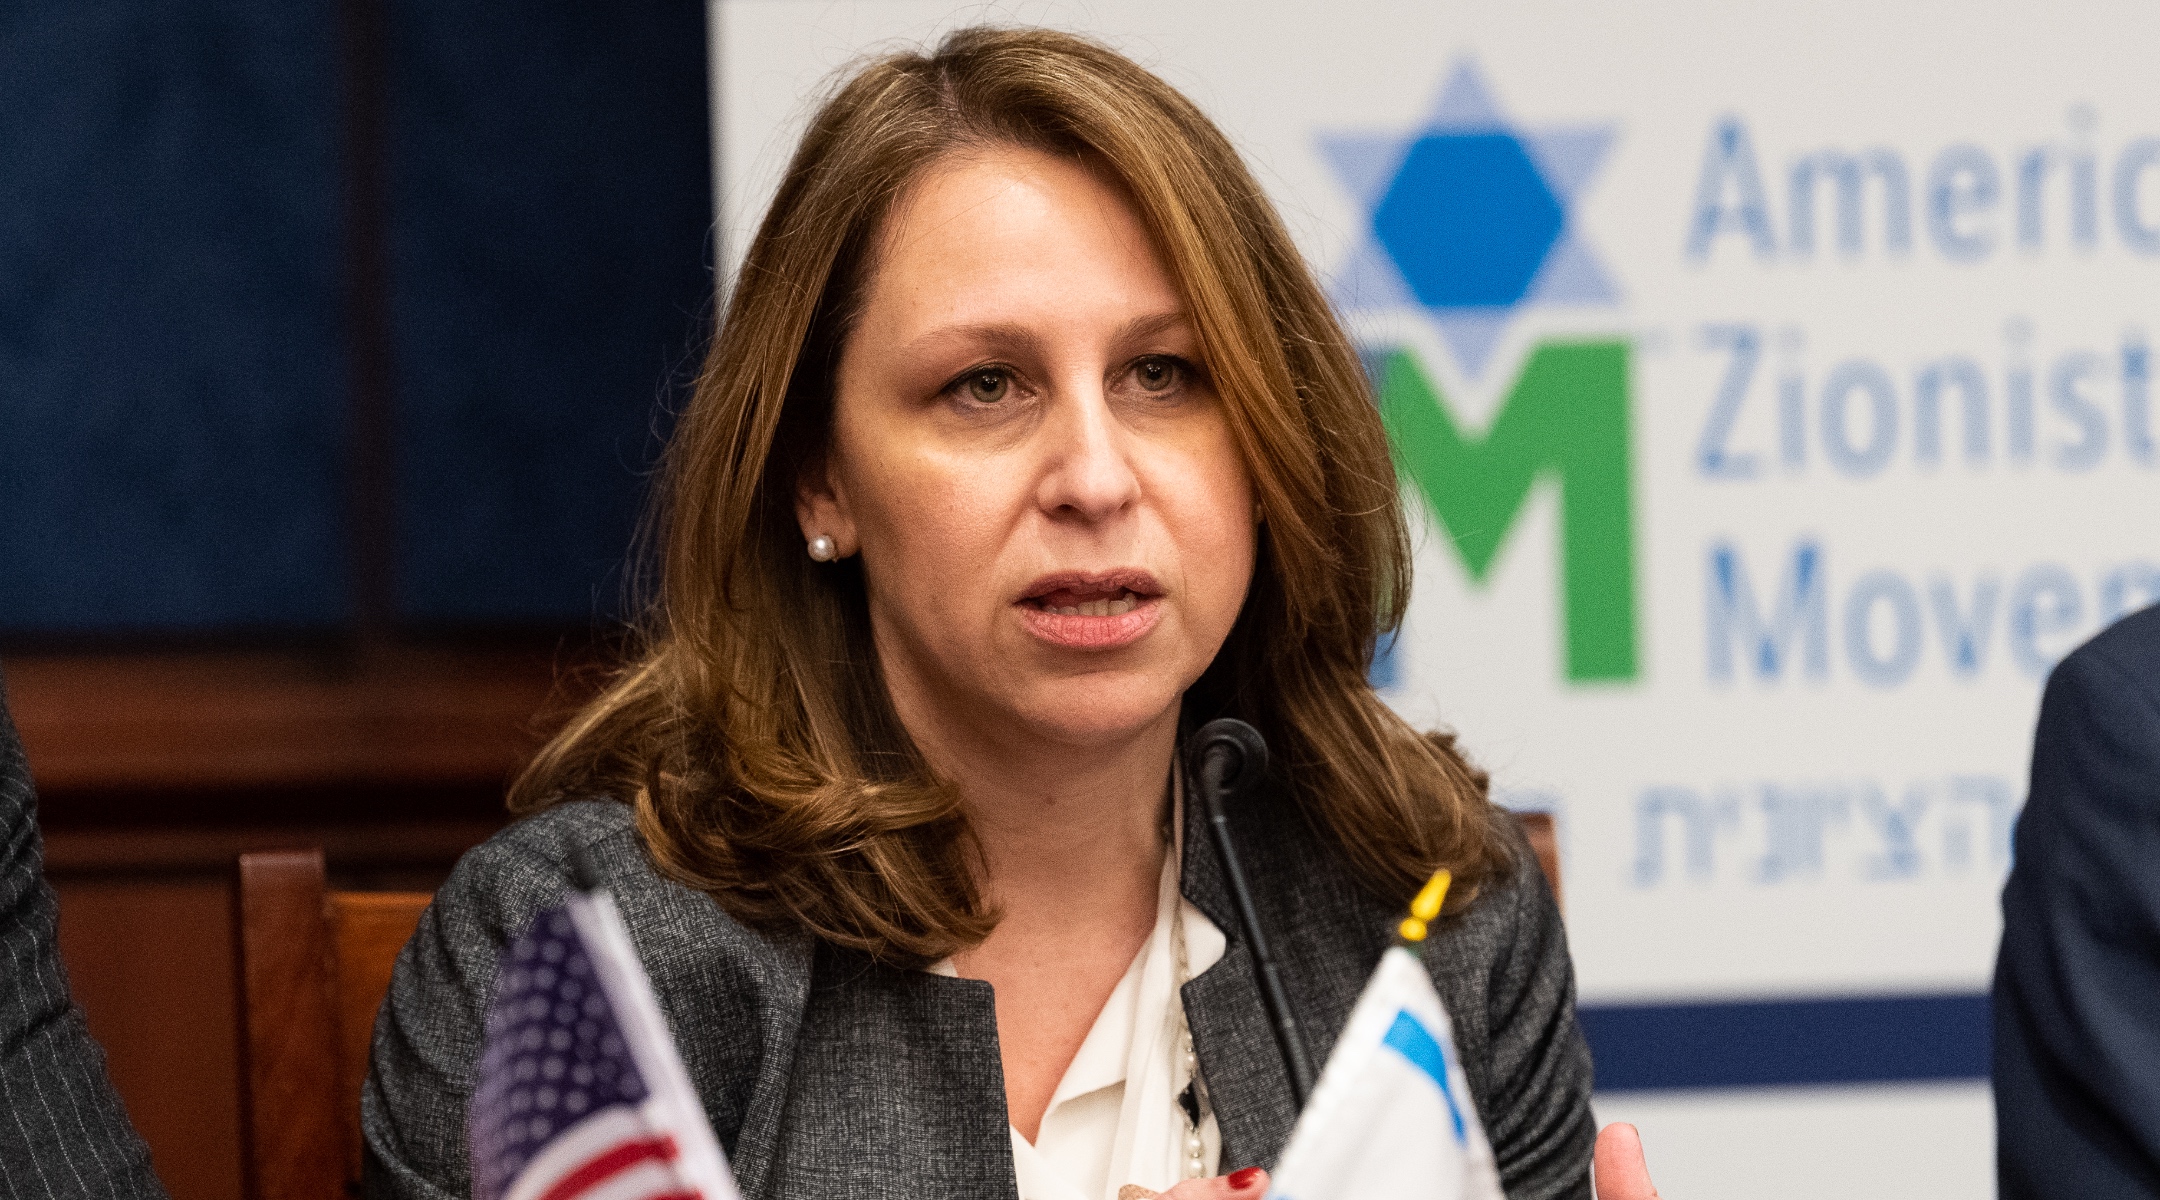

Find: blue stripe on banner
[1382,1010,1467,1140]
[1579,992,1992,1092]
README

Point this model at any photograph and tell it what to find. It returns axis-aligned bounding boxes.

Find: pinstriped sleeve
[0,675,168,1200]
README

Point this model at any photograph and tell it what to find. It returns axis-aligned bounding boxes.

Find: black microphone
[1188,717,1316,1110]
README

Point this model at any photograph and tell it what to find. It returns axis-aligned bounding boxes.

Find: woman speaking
[364,27,1648,1200]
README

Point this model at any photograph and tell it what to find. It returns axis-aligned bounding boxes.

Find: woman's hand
[1594,1122,1663,1199]
[1125,1166,1268,1199]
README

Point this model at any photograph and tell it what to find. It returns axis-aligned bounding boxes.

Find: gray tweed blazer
[0,673,166,1200]
[362,789,1594,1200]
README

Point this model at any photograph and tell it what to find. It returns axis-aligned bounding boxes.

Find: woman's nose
[1034,385,1142,522]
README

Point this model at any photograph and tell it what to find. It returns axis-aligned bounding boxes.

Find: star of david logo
[1320,61,1618,379]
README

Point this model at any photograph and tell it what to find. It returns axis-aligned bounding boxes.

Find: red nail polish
[1228,1167,1264,1190]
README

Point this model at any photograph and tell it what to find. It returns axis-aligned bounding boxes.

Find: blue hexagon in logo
[1373,133,1565,309]
[1321,62,1618,378]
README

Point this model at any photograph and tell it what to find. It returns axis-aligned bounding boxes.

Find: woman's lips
[1015,572,1165,649]
[1018,592,1163,649]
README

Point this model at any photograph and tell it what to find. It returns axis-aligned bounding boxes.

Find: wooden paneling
[17,641,596,1199]
[43,822,504,877]
[56,875,243,1197]
[1516,810,1564,913]
[6,644,594,796]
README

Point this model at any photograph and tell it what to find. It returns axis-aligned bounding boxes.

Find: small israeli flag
[1265,946,1504,1200]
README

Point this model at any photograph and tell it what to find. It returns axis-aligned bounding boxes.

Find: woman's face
[800,144,1257,755]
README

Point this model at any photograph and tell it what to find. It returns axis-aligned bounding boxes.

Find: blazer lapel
[711,926,813,1199]
[756,943,1018,1199]
[1178,782,1393,1171]
[1179,786,1299,1168]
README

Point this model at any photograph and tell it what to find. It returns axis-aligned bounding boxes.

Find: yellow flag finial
[1396,868,1453,943]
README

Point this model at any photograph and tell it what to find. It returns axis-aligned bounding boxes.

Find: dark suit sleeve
[1993,613,2160,1199]
[1478,831,1596,1200]
[0,675,168,1198]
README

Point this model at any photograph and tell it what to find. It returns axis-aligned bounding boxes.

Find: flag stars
[469,912,652,1196]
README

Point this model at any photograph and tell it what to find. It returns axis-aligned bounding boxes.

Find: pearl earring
[807,534,837,562]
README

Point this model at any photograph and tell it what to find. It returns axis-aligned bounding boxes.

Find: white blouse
[932,850,1226,1200]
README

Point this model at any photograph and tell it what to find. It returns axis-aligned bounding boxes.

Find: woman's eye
[963,368,1010,404]
[1133,356,1182,393]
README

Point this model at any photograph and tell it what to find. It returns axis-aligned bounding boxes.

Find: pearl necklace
[1170,881,1210,1181]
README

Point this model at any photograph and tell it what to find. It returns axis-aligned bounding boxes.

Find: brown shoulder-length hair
[511,25,1514,965]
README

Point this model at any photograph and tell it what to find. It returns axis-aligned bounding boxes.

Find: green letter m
[1377,341,1637,682]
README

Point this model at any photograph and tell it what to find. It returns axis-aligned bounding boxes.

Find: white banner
[714,3,2160,1192]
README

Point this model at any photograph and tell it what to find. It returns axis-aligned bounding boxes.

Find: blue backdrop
[0,0,711,637]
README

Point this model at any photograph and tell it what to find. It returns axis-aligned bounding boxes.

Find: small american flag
[470,889,739,1200]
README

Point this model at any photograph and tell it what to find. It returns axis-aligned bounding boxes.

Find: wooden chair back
[1514,810,1563,913]
[234,850,430,1200]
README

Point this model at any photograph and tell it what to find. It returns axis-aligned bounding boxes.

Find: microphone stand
[1189,717,1316,1110]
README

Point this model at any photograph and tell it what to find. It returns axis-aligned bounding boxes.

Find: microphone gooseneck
[1189,717,1317,1111]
